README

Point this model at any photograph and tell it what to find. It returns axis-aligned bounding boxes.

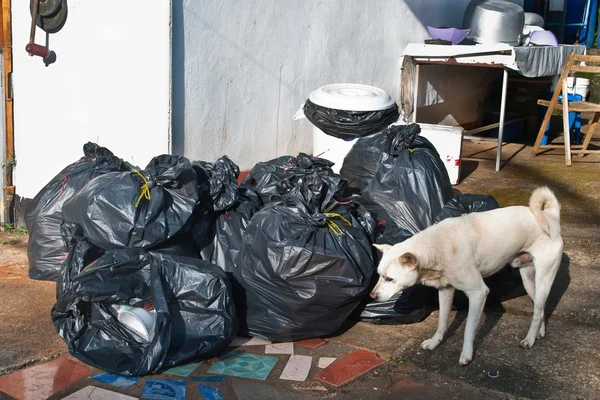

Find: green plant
[392,355,406,364]
[1,223,28,236]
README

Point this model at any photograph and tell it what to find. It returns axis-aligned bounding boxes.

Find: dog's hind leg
[520,252,561,349]
[458,279,489,366]
[422,287,455,351]
[518,265,545,338]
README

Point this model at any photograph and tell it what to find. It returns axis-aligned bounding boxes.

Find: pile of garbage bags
[24,122,519,375]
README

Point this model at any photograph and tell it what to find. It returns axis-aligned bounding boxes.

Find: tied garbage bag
[240,153,337,204]
[52,249,238,376]
[62,155,200,250]
[340,123,421,194]
[434,192,500,222]
[198,156,262,332]
[303,99,400,140]
[25,142,131,281]
[240,176,375,342]
[363,124,453,234]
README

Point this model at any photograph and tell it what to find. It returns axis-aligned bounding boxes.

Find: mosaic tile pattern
[162,362,203,377]
[196,384,225,400]
[207,353,278,380]
[315,349,384,387]
[295,338,326,349]
[91,373,139,388]
[63,385,138,400]
[141,379,186,400]
[279,355,312,382]
[0,357,92,400]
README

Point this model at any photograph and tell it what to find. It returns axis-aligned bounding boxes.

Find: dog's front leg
[422,286,455,351]
[459,284,489,366]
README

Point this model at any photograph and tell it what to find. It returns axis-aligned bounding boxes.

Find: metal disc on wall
[35,0,68,34]
[30,0,63,18]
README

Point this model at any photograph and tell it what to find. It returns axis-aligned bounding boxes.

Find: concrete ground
[0,138,599,400]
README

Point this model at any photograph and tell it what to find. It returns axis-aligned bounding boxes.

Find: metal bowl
[463,0,525,45]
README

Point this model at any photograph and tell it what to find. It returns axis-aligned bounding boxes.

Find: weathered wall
[12,0,171,199]
[173,0,488,170]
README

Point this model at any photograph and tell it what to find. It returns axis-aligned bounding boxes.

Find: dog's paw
[537,323,546,340]
[421,337,441,351]
[459,354,472,366]
[520,338,534,349]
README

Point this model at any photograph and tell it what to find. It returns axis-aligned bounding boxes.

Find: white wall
[12,0,171,199]
[173,0,483,170]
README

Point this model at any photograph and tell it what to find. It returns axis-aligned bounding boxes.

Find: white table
[402,43,586,171]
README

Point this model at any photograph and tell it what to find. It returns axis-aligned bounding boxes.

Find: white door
[12,0,172,199]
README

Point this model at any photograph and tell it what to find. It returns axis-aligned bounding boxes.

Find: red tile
[315,349,384,387]
[295,338,326,349]
[0,357,92,400]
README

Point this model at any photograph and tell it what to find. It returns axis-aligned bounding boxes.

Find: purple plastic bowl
[427,26,471,45]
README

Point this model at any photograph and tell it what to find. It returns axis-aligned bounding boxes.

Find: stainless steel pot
[463,0,525,45]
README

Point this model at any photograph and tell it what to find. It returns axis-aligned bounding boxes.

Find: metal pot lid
[308,83,397,112]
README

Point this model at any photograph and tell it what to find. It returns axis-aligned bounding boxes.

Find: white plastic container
[567,77,590,99]
[308,84,397,173]
[418,123,464,185]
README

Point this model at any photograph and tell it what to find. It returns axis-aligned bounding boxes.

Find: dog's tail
[529,186,561,239]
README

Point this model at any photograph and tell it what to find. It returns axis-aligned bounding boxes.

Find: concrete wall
[12,0,171,199]
[173,0,491,170]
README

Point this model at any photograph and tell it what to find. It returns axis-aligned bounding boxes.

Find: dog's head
[370,243,420,301]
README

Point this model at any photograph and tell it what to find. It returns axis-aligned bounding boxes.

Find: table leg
[496,69,508,172]
[413,64,420,123]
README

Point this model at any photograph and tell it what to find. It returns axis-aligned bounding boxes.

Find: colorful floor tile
[142,379,186,400]
[0,357,92,400]
[207,353,278,380]
[92,373,139,388]
[191,376,227,383]
[279,355,312,382]
[295,338,326,349]
[196,384,225,400]
[318,357,337,369]
[163,362,203,377]
[315,349,384,387]
[63,385,138,399]
[219,349,245,361]
[265,342,294,355]
[230,336,272,346]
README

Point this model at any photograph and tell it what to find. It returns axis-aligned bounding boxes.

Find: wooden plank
[579,112,600,158]
[573,54,600,63]
[562,78,572,166]
[533,52,575,155]
[464,117,527,136]
[1,0,13,190]
[569,65,600,73]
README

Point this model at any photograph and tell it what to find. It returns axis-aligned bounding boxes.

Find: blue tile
[219,349,245,361]
[91,373,139,388]
[207,353,278,380]
[191,376,226,383]
[163,362,203,377]
[142,379,186,400]
[196,385,224,400]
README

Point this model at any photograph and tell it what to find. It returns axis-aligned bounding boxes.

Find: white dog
[370,187,563,365]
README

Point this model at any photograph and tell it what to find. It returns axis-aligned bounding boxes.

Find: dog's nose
[369,292,377,299]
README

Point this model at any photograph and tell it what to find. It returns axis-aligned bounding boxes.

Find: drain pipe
[0,51,6,224]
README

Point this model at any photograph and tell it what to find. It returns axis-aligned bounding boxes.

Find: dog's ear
[399,252,418,269]
[373,243,392,253]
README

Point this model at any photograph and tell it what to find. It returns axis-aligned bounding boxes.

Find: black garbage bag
[52,249,238,376]
[303,99,399,140]
[363,124,453,233]
[340,124,426,194]
[62,155,200,250]
[197,157,262,332]
[240,175,375,342]
[56,221,105,300]
[431,193,525,310]
[350,196,433,324]
[25,142,131,281]
[240,153,337,204]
